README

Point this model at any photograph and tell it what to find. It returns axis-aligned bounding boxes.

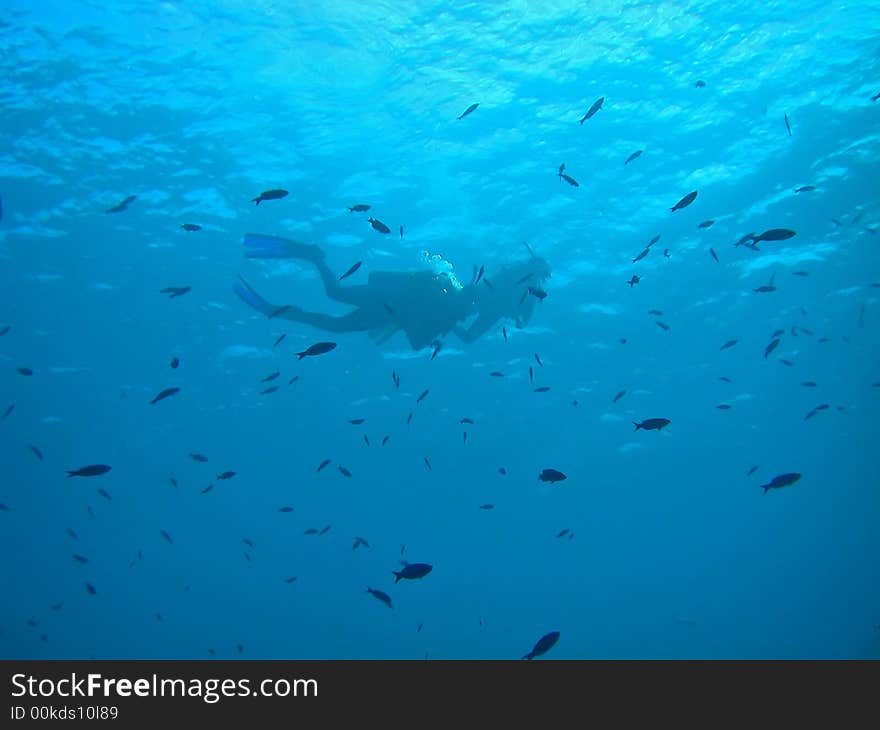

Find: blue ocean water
[1,0,878,660]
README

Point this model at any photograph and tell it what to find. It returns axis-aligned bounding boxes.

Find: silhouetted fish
[160,286,190,298]
[784,114,792,137]
[339,261,363,281]
[150,387,180,405]
[393,562,433,583]
[528,286,547,300]
[316,459,331,472]
[750,228,795,243]
[579,97,604,123]
[612,389,626,403]
[559,173,579,187]
[624,150,643,165]
[671,191,698,211]
[764,338,780,358]
[720,339,737,350]
[632,247,650,263]
[169,356,180,369]
[760,472,801,493]
[656,321,671,331]
[368,217,391,234]
[417,389,429,403]
[423,457,432,471]
[105,195,136,213]
[296,342,336,359]
[252,189,288,205]
[698,220,715,229]
[216,471,236,480]
[338,465,352,478]
[160,529,173,544]
[794,186,815,193]
[367,587,393,608]
[2,404,13,420]
[189,453,208,462]
[348,204,370,212]
[261,372,280,383]
[695,80,706,87]
[523,631,560,660]
[539,468,567,483]
[633,418,670,431]
[457,103,479,120]
[709,247,719,263]
[28,444,43,461]
[181,223,202,231]
[67,465,111,478]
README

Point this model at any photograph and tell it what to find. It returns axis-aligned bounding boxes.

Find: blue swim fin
[233,275,277,317]
[243,233,324,261]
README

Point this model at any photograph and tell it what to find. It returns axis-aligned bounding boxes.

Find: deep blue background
[1,0,878,658]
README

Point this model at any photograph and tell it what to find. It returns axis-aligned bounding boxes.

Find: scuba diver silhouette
[233,233,551,350]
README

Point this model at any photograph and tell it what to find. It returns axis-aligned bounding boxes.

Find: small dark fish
[720,339,738,350]
[627,275,640,287]
[169,477,178,489]
[353,537,370,550]
[160,529,173,544]
[272,334,286,348]
[624,150,643,165]
[180,223,202,232]
[189,453,208,462]
[771,328,785,338]
[399,225,404,239]
[85,582,97,595]
[243,538,255,549]
[279,506,294,513]
[418,623,423,633]
[502,326,508,341]
[709,247,719,263]
[363,434,370,447]
[579,97,604,123]
[296,341,337,359]
[761,472,801,493]
[319,525,331,535]
[460,418,475,425]
[285,576,298,583]
[784,114,792,137]
[698,220,715,229]
[259,385,278,395]
[316,459,331,472]
[716,404,732,410]
[97,487,112,501]
[695,80,706,87]
[392,371,400,389]
[671,190,698,211]
[304,528,319,535]
[339,261,363,281]
[17,367,33,376]
[539,468,567,483]
[348,418,365,425]
[406,411,413,426]
[0,502,11,512]
[719,376,732,383]
[66,464,112,478]
[216,471,236,480]
[381,435,389,446]
[747,466,759,476]
[483,279,494,290]
[367,217,391,234]
[656,321,671,331]
[479,503,494,510]
[0,325,9,336]
[169,356,180,369]
[457,102,479,120]
[873,92,880,102]
[201,484,213,494]
[632,247,650,263]
[764,338,780,359]
[105,195,136,213]
[423,456,432,471]
[751,228,796,243]
[612,389,626,403]
[801,381,817,387]
[490,371,505,378]
[633,418,670,431]
[288,375,299,385]
[393,562,433,583]
[367,587,393,609]
[663,248,670,258]
[160,286,191,298]
[779,359,794,367]
[498,467,507,476]
[794,186,816,193]
[534,386,550,393]
[338,465,352,478]
[560,173,579,187]
[417,389,429,403]
[348,204,370,212]
[2,404,13,420]
[474,265,485,285]
[556,529,570,538]
[150,386,180,405]
[529,367,534,383]
[528,286,547,300]
[430,341,441,361]
[792,271,809,277]
[261,371,280,383]
[534,353,543,367]
[252,189,288,205]
[648,234,661,248]
[523,631,560,660]
[28,444,44,461]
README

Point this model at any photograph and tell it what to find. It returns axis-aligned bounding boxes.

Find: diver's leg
[271,306,376,333]
[243,233,367,307]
